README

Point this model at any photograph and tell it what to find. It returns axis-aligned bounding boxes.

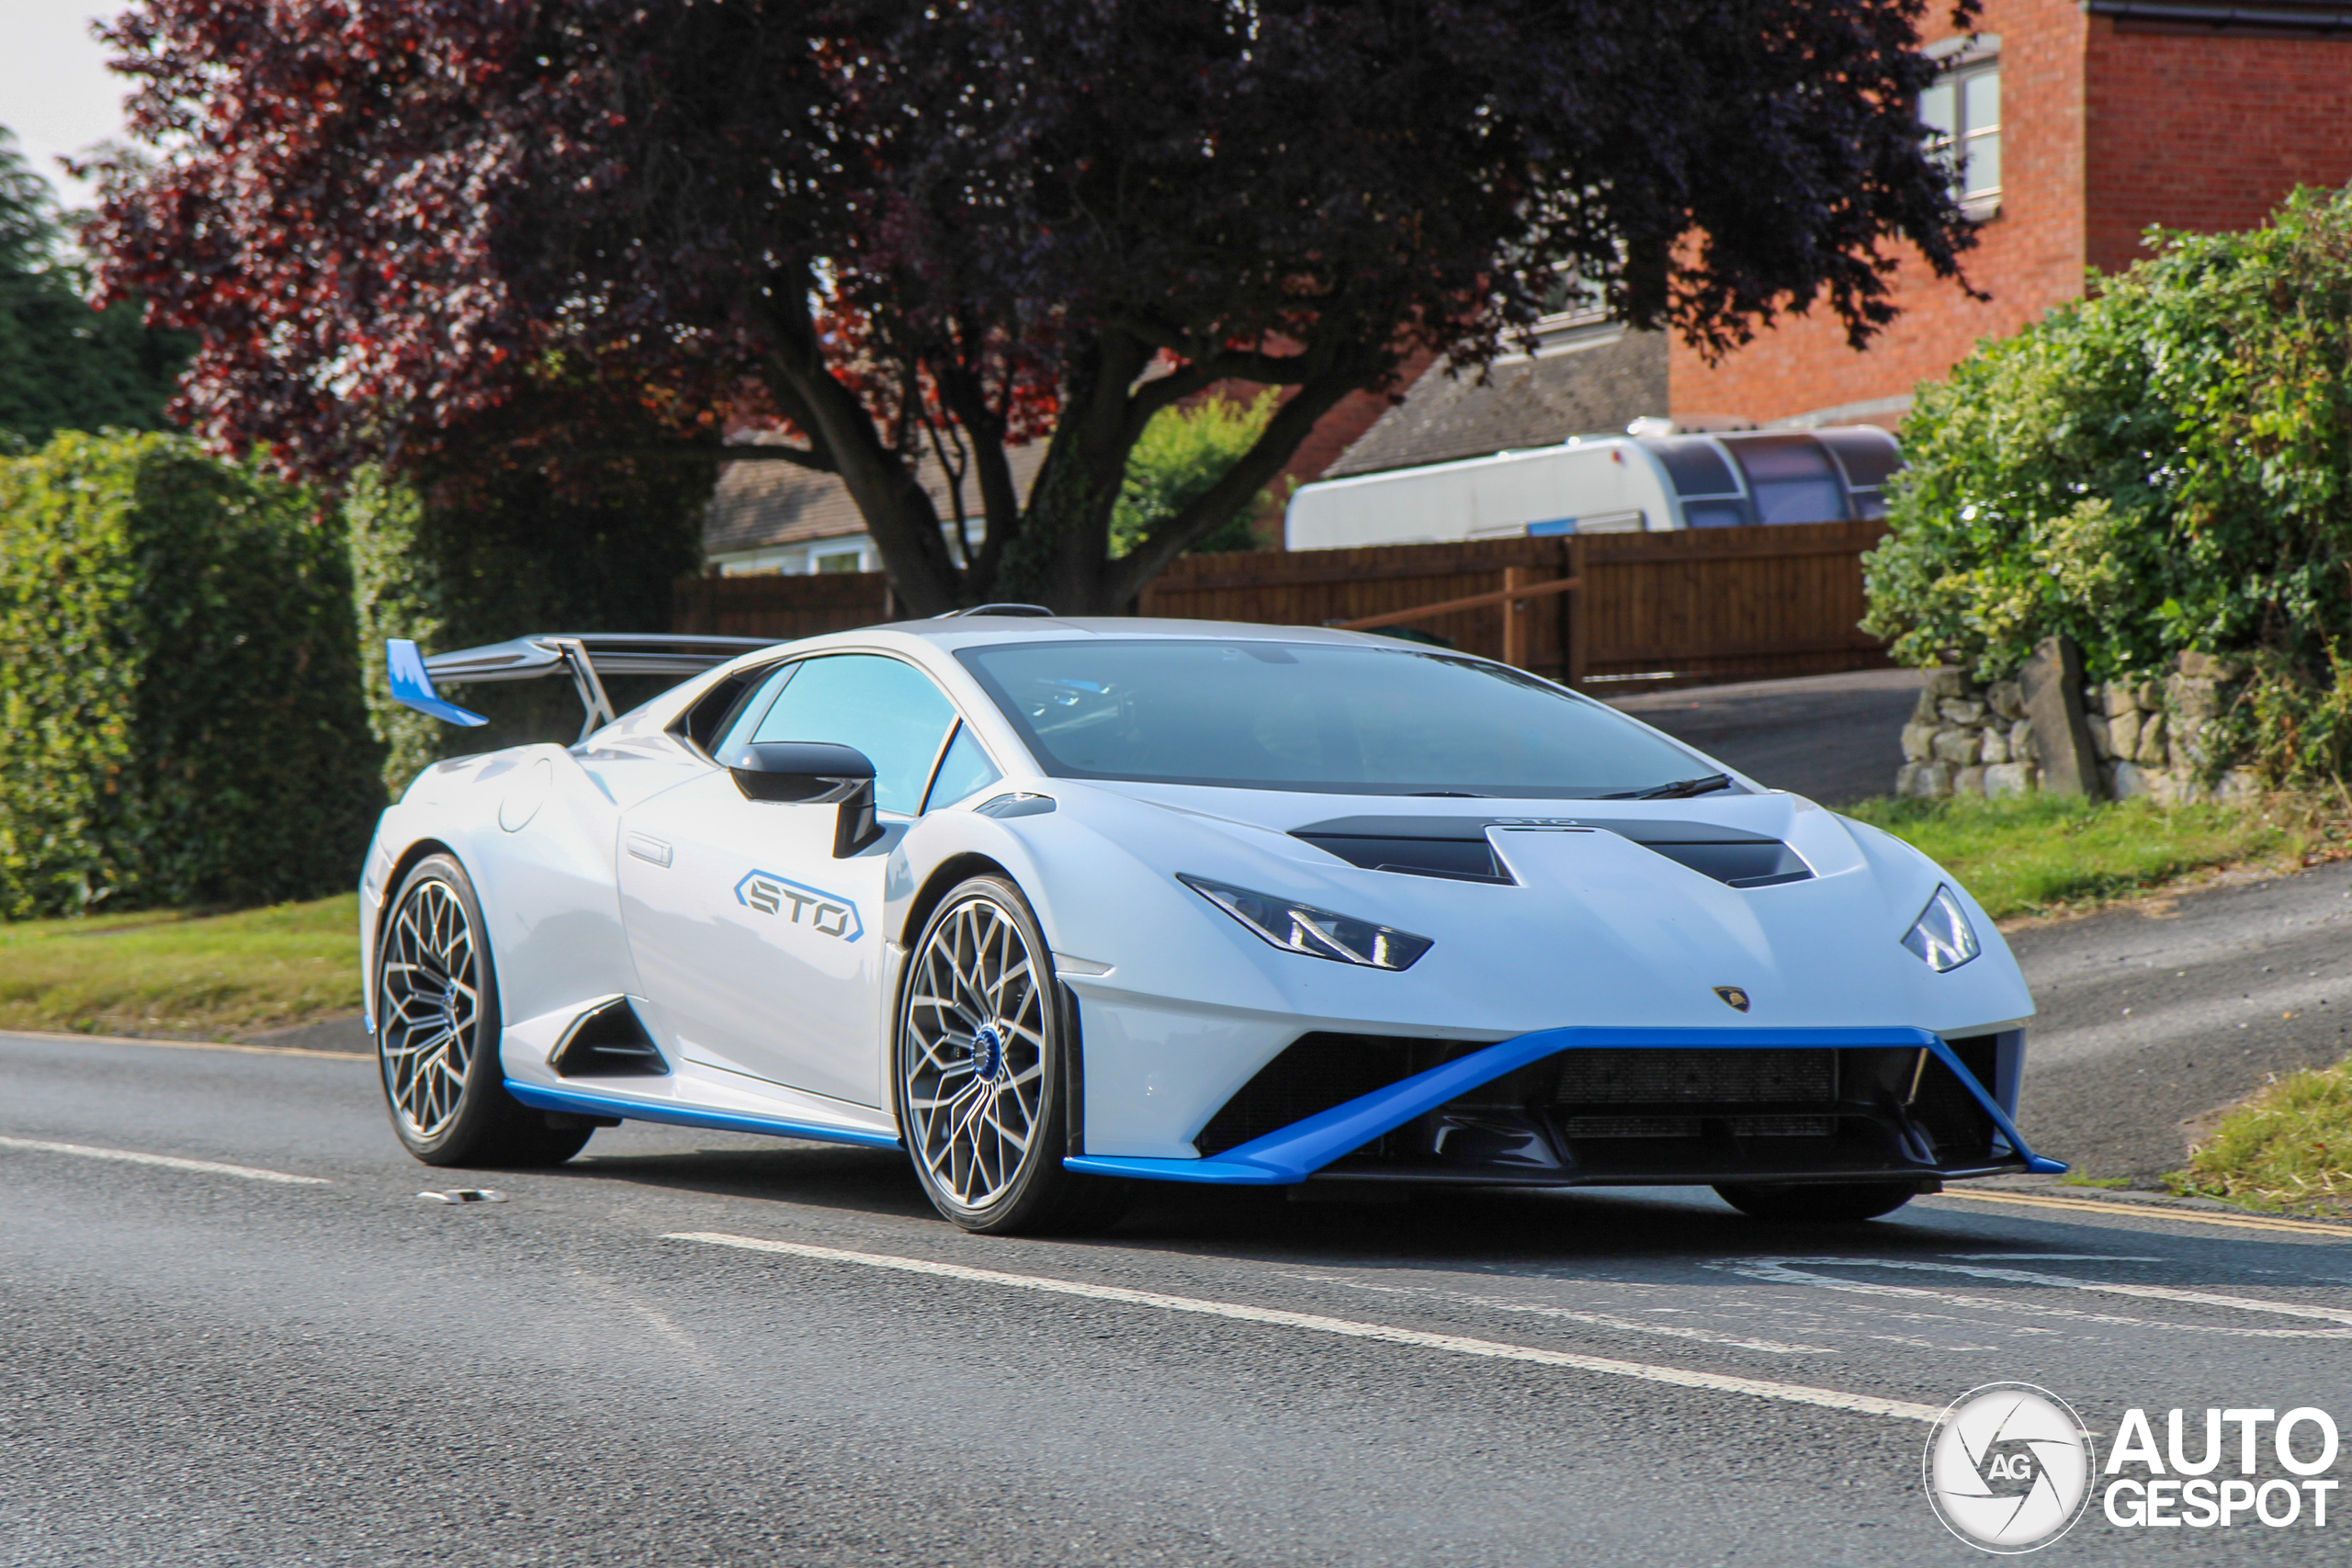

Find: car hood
[1026,779,2032,1038]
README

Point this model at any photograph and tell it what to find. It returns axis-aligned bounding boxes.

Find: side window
[922,721,1004,813]
[733,654,958,816]
[675,661,783,755]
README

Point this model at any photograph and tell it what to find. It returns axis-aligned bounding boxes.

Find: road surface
[6,996,2349,1563]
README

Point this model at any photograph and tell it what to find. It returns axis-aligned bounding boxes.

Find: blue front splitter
[1064,1025,2064,1187]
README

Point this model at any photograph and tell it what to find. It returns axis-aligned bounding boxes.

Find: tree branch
[1106,368,1365,608]
[759,276,962,613]
[933,355,1023,600]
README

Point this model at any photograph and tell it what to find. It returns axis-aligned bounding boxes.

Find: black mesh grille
[1193,1033,1442,1156]
[1910,1036,2000,1161]
[1555,1049,1834,1106]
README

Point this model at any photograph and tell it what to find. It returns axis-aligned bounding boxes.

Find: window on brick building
[1920,57,2000,209]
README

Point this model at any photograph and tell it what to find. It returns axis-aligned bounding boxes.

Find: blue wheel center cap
[972,1024,1005,1080]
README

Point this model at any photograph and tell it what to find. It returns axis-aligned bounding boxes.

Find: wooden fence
[674,519,1893,690]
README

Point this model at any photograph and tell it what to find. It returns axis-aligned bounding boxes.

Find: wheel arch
[367,836,474,1014]
[899,851,1016,949]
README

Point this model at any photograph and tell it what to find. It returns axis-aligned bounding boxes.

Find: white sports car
[361,613,2059,1235]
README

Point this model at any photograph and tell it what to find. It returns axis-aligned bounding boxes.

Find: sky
[0,0,135,209]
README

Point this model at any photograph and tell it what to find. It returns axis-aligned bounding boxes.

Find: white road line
[1309,1279,1836,1353]
[668,1232,1941,1423]
[1715,1256,2352,1337]
[0,1134,331,1186]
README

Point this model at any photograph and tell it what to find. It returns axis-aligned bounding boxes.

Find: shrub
[1110,389,1289,558]
[0,431,382,917]
[1862,186,2352,782]
[348,392,714,795]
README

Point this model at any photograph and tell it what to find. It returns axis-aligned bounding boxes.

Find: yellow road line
[0,1027,369,1063]
[1929,1189,2351,1239]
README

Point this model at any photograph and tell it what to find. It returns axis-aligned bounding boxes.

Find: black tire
[1713,1180,1919,1223]
[895,874,1128,1235]
[375,853,593,1169]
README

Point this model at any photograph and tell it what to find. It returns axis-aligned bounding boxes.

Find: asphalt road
[7,991,2352,1564]
[2007,856,2352,1182]
[1609,667,1926,806]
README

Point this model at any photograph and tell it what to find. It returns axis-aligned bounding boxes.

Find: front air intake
[551,998,668,1077]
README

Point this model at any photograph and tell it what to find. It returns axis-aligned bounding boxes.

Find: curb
[0,1027,372,1062]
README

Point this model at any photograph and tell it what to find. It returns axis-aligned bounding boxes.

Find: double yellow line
[1930,1188,2351,1239]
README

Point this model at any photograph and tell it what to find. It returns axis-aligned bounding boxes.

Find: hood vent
[1289,829,1511,884]
[552,998,668,1077]
[1291,815,1813,890]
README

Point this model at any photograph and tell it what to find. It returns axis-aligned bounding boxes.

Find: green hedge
[1864,186,2352,686]
[0,432,382,918]
[348,406,712,797]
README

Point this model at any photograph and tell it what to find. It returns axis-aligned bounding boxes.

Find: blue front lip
[1065,1025,2064,1186]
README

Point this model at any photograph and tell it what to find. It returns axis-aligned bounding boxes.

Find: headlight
[1902,884,1981,973]
[1178,874,1432,971]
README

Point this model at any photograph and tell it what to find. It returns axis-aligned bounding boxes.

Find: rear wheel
[1713,1180,1918,1223]
[376,853,592,1168]
[896,875,1126,1235]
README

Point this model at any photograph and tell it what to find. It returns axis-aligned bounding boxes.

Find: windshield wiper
[1607,773,1733,801]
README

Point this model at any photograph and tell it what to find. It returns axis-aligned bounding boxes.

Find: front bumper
[1065,1025,2061,1188]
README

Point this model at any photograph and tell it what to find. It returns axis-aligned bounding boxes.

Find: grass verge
[0,894,360,1039]
[1840,792,2346,922]
[2170,1066,2352,1218]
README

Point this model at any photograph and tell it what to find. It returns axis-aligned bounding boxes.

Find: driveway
[2008,856,2352,1181]
[1607,666,1923,806]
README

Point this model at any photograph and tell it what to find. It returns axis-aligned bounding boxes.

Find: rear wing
[387,633,777,741]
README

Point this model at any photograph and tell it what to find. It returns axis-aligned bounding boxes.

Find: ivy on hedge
[1864,185,2352,687]
[0,432,382,917]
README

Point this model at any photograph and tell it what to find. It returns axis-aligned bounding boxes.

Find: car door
[617,652,961,1107]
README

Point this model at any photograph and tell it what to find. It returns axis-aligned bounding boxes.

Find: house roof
[704,441,1051,557]
[1324,325,1668,479]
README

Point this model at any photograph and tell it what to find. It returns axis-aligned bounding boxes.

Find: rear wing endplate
[386,633,776,742]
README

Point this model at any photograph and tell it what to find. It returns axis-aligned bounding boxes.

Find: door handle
[626,832,673,868]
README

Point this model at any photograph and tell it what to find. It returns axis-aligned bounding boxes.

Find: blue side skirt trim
[1064,1024,2065,1187]
[506,1080,904,1151]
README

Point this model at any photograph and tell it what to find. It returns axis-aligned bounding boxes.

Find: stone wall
[1895,650,2257,802]
[1896,670,2039,799]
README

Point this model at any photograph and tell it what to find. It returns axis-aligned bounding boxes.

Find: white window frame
[1922,35,2002,220]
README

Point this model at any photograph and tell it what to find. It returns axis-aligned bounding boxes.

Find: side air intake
[551,998,668,1077]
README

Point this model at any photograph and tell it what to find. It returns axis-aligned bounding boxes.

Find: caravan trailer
[1283,427,1901,548]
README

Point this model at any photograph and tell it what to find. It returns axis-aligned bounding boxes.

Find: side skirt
[506,1080,905,1151]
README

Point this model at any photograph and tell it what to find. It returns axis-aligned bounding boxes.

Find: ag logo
[733,870,863,942]
[1925,1382,2096,1552]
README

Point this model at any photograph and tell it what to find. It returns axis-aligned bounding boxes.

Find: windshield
[956,639,1730,798]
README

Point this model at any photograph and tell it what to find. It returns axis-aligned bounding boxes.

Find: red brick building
[1669,0,2352,430]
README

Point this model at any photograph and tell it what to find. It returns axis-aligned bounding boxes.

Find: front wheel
[896,875,1126,1235]
[1713,1180,1919,1223]
[376,853,592,1168]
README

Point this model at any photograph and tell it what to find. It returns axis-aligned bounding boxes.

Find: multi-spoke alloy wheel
[373,854,591,1168]
[897,876,1125,1234]
[379,874,481,1142]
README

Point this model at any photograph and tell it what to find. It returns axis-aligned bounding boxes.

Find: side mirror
[725,741,884,858]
